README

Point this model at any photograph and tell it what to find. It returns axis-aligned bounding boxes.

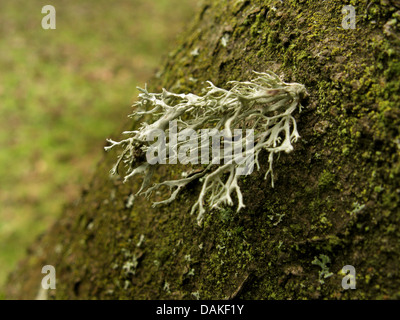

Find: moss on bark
[6,0,400,299]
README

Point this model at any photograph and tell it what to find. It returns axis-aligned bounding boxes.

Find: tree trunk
[6,0,400,299]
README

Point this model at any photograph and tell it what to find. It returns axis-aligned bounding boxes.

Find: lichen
[105,71,307,224]
[312,254,334,285]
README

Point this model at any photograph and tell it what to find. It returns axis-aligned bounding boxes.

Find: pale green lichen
[312,254,334,284]
[105,71,307,225]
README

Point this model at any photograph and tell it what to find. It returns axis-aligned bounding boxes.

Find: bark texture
[6,0,400,299]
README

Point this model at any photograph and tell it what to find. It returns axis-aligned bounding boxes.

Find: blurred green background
[0,0,195,298]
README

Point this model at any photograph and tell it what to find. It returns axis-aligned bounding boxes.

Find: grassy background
[0,0,195,297]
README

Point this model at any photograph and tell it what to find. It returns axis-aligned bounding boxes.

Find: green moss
[318,170,336,189]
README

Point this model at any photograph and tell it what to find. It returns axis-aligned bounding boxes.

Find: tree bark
[6,0,400,299]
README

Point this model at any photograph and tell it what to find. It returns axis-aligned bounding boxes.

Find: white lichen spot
[136,234,145,247]
[190,47,200,56]
[163,281,171,294]
[181,171,188,178]
[191,291,200,300]
[187,268,195,276]
[351,201,365,215]
[122,254,139,275]
[221,33,230,47]
[184,254,192,262]
[126,193,135,209]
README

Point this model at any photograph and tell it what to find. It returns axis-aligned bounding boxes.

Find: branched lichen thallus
[105,71,307,225]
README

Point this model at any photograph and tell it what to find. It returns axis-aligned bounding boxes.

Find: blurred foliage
[0,0,196,296]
